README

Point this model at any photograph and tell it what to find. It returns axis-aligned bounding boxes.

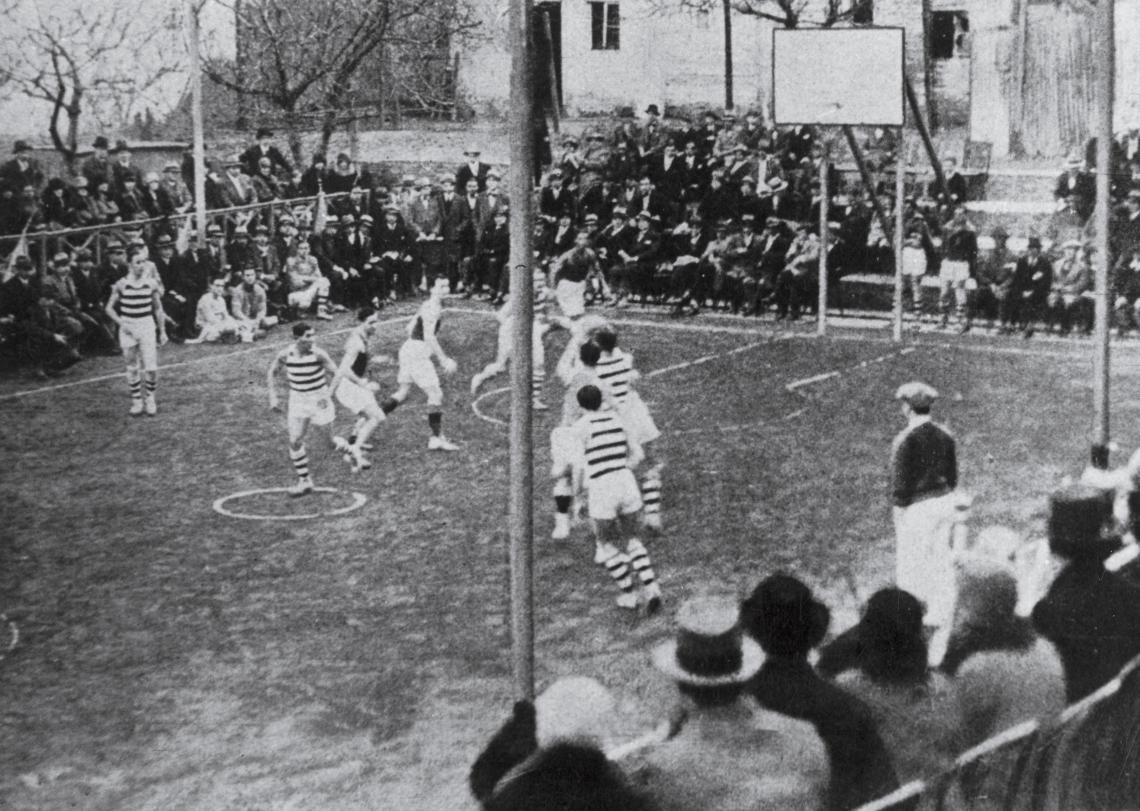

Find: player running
[559,384,663,614]
[105,245,168,416]
[334,307,390,472]
[470,265,552,409]
[381,275,460,451]
[593,327,663,530]
[267,323,353,496]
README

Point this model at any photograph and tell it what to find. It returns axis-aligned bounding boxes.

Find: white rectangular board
[772,27,905,127]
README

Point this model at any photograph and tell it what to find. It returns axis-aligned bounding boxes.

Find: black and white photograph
[2,0,1140,807]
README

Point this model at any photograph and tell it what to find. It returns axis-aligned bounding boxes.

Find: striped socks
[641,468,662,529]
[127,370,142,400]
[290,444,309,479]
[144,378,156,396]
[599,546,635,594]
[626,538,658,587]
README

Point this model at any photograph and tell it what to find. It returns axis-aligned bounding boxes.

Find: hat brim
[652,637,765,687]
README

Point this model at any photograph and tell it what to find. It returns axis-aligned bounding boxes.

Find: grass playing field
[2,302,1139,809]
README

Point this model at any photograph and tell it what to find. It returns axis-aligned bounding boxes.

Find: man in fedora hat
[1031,484,1140,702]
[638,104,668,164]
[636,594,828,810]
[81,136,115,190]
[456,145,491,193]
[0,140,44,193]
[1010,235,1053,337]
[240,127,293,178]
[891,380,960,664]
[109,140,143,196]
[1054,152,1096,224]
[220,155,254,208]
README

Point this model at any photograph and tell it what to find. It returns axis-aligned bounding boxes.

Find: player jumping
[470,265,552,410]
[334,307,390,471]
[267,323,353,496]
[381,275,460,451]
[560,384,663,614]
[105,245,168,416]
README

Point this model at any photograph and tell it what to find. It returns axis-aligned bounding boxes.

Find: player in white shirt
[381,275,459,451]
[593,327,664,530]
[334,307,390,471]
[267,323,353,496]
[470,267,552,409]
[559,384,663,613]
[105,245,168,416]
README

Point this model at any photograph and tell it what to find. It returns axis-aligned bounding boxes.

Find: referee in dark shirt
[891,381,959,664]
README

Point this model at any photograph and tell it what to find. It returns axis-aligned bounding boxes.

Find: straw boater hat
[653,596,764,686]
[533,676,616,748]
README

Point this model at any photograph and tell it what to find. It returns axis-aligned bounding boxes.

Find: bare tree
[0,1,184,172]
[651,0,859,28]
[203,0,479,164]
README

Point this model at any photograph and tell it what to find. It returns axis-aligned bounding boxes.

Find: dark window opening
[591,2,620,50]
[930,11,969,60]
[852,0,874,25]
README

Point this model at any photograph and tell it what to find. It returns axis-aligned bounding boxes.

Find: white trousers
[894,492,958,628]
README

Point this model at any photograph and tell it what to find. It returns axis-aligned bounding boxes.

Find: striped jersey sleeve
[576,411,629,481]
[594,350,634,406]
[116,277,159,319]
[285,349,329,393]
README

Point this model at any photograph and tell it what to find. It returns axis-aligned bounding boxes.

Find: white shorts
[288,277,330,310]
[617,390,660,446]
[397,340,440,390]
[587,468,643,520]
[335,379,381,415]
[902,247,927,278]
[556,279,587,319]
[119,317,158,370]
[550,426,584,478]
[289,388,335,428]
[940,260,970,285]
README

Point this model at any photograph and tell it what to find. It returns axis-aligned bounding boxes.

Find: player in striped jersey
[560,384,663,613]
[594,327,663,530]
[469,266,552,409]
[380,275,460,451]
[105,245,168,416]
[267,323,353,496]
[334,307,390,472]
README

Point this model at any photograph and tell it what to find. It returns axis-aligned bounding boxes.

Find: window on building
[851,0,873,25]
[591,2,620,50]
[930,11,969,60]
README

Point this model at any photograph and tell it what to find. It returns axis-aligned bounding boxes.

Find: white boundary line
[212,486,368,521]
[786,346,917,392]
[0,614,16,663]
[471,385,510,427]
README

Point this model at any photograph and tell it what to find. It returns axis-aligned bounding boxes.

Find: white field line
[786,346,917,393]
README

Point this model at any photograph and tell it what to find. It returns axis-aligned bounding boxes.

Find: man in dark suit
[81,136,115,191]
[679,140,708,193]
[455,178,482,293]
[724,213,767,313]
[455,146,492,193]
[1054,154,1097,225]
[0,141,45,193]
[109,141,144,196]
[632,176,672,227]
[616,211,661,304]
[1009,236,1053,337]
[539,170,575,224]
[240,128,293,178]
[435,173,468,288]
[747,216,791,314]
[648,143,686,209]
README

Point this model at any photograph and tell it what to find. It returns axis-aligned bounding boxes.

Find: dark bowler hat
[1027,236,1043,249]
[13,140,31,154]
[112,139,130,153]
[1047,484,1121,560]
[645,104,661,116]
[256,127,273,139]
[154,234,174,247]
[92,136,110,150]
[653,596,765,686]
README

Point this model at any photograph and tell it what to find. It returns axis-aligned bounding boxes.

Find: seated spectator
[68,177,100,228]
[1009,236,1053,338]
[229,267,275,336]
[1031,484,1140,702]
[1113,246,1140,336]
[471,677,654,811]
[741,574,898,811]
[251,157,282,203]
[774,221,820,321]
[0,256,81,376]
[41,178,72,229]
[187,276,243,343]
[974,226,1015,332]
[41,251,112,354]
[941,554,1066,750]
[1047,239,1092,335]
[71,249,118,352]
[633,595,829,810]
[325,153,364,195]
[299,153,327,197]
[820,588,958,782]
[91,179,121,224]
[285,239,331,320]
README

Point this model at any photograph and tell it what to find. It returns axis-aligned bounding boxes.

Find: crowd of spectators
[469,481,1140,810]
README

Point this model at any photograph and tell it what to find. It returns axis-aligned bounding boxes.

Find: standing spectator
[927,157,969,206]
[1009,236,1053,337]
[1054,152,1096,226]
[637,104,668,165]
[824,589,958,782]
[0,140,45,193]
[151,234,192,341]
[456,178,481,294]
[81,136,115,190]
[941,554,1066,751]
[480,207,511,302]
[456,146,491,193]
[324,153,364,195]
[636,595,829,810]
[299,153,327,197]
[240,127,293,178]
[741,574,899,811]
[539,170,575,223]
[331,213,371,307]
[436,173,466,289]
[70,249,118,352]
[110,141,144,196]
[940,208,978,332]
[1111,189,1140,261]
[1032,484,1140,703]
[891,380,959,664]
[159,162,190,212]
[476,169,509,239]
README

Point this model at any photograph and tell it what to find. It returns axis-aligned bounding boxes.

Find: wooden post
[905,75,947,196]
[185,0,208,244]
[541,10,562,129]
[843,126,893,244]
[508,0,536,701]
[1092,0,1114,462]
[818,143,829,337]
[893,129,906,342]
[723,0,734,111]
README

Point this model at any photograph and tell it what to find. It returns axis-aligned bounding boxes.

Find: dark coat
[456,160,492,193]
[1031,560,1140,702]
[1012,254,1054,303]
[1054,170,1097,223]
[486,744,656,811]
[240,144,293,177]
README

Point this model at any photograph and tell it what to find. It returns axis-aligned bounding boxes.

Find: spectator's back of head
[1047,483,1120,562]
[740,574,830,658]
[484,742,655,811]
[856,588,929,683]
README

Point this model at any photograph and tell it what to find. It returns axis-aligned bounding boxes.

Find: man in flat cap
[891,380,960,664]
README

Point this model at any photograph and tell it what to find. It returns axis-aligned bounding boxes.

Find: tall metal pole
[185,0,208,241]
[723,0,734,111]
[893,129,906,342]
[817,143,829,336]
[1092,0,1114,461]
[508,0,536,700]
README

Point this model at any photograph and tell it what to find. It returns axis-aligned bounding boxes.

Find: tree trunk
[283,106,304,167]
[319,70,354,157]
